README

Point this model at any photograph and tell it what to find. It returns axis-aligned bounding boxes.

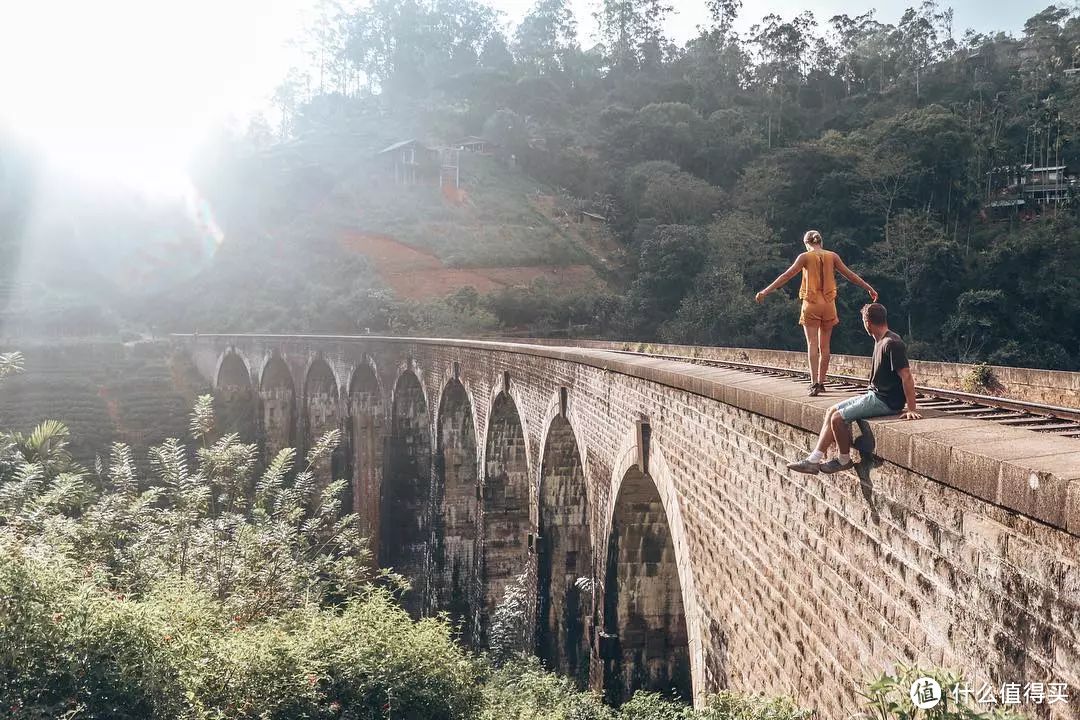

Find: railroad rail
[612,350,1080,439]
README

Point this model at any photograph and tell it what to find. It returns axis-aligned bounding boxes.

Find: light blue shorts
[835,391,896,422]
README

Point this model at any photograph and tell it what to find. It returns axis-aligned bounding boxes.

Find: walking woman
[755,230,877,396]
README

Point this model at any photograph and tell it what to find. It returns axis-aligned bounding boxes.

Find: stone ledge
[175,334,1080,537]
[510,337,1080,408]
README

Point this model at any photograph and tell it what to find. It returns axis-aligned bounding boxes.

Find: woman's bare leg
[803,324,820,385]
[817,323,834,387]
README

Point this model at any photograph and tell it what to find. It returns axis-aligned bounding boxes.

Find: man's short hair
[862,303,888,325]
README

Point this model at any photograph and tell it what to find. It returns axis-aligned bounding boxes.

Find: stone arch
[381,369,432,614]
[214,351,257,443]
[480,388,532,644]
[303,356,344,500]
[433,377,479,641]
[348,361,384,546]
[259,354,295,463]
[536,411,592,687]
[601,435,703,706]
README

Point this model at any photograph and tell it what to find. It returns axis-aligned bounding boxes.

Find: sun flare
[0,0,303,198]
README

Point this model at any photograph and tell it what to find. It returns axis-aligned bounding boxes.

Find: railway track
[612,350,1080,440]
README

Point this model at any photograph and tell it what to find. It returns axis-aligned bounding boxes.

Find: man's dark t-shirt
[869,330,910,411]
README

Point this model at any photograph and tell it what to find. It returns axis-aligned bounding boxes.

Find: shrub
[201,590,484,719]
[619,692,696,720]
[481,656,612,720]
[861,666,1027,720]
[0,545,484,720]
[697,691,813,720]
[0,392,487,719]
[0,542,196,719]
[961,363,999,394]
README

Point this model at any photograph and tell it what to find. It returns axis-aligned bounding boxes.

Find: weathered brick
[184,336,1080,720]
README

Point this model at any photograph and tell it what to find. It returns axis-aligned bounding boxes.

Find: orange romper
[798,250,839,327]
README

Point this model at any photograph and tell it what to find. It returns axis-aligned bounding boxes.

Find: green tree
[624,161,723,224]
[633,102,706,168]
[513,0,579,76]
[871,210,963,342]
[621,224,711,336]
[892,2,945,97]
[596,0,673,72]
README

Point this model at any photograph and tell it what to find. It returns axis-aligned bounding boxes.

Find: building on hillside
[983,164,1075,219]
[376,139,463,190]
[455,136,494,154]
[376,140,438,186]
[1021,165,1074,204]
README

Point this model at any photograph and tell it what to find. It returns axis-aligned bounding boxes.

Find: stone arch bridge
[179,334,1080,719]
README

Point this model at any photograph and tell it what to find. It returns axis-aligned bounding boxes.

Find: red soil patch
[339,231,601,300]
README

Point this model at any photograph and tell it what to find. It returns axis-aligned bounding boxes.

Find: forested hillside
[2,2,1078,369]
[217,0,1075,368]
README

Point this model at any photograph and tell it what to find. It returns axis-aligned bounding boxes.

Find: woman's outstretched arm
[833,254,878,301]
[756,254,805,303]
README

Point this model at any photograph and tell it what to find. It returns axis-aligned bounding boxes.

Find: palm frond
[0,351,24,379]
[22,420,72,471]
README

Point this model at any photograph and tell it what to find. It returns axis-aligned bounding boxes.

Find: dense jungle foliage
[186,0,1080,368]
[1,3,1078,369]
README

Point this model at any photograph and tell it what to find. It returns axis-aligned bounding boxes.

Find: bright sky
[0,0,1035,197]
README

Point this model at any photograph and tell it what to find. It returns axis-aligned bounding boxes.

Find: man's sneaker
[819,458,855,474]
[786,459,821,474]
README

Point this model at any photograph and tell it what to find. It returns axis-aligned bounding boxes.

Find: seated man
[788,303,922,474]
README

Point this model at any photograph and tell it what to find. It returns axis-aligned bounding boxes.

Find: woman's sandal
[808,382,826,397]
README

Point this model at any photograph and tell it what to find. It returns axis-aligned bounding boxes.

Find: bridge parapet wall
[510,338,1080,409]
[177,334,1080,720]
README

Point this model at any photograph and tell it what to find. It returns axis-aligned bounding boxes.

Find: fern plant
[489,569,531,666]
[0,394,377,621]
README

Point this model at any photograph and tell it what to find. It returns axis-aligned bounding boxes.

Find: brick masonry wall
[433,379,480,641]
[536,414,592,687]
[183,336,1080,720]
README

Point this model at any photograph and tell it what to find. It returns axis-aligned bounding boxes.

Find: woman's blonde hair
[803,230,823,246]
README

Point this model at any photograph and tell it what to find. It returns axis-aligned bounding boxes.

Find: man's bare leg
[816,406,856,474]
[815,407,837,454]
[830,408,852,455]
